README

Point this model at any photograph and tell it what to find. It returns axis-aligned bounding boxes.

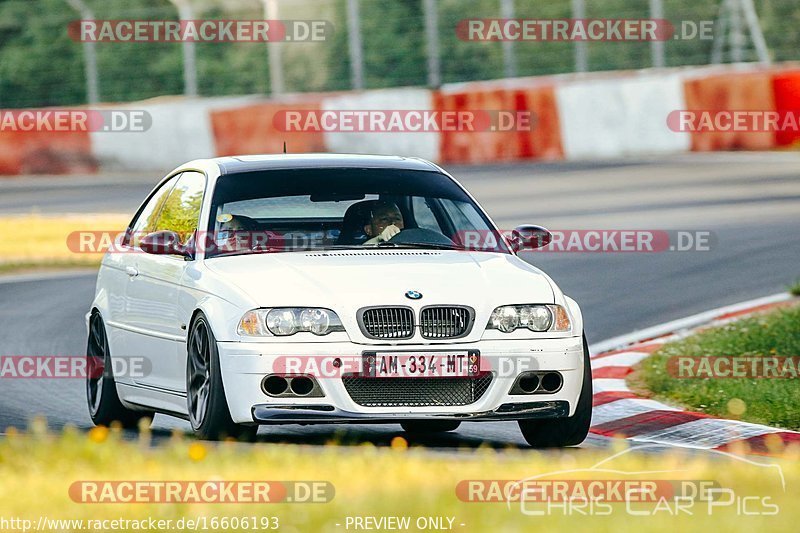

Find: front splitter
[251,400,570,424]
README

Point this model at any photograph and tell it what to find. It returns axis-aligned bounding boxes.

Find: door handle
[125,266,139,278]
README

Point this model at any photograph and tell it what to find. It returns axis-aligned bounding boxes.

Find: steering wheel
[387,227,456,246]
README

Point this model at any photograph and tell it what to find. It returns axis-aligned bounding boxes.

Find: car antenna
[283,141,287,154]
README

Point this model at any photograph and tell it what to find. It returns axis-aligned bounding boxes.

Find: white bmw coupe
[86,154,591,446]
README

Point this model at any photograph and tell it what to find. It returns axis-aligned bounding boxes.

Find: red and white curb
[588,293,800,455]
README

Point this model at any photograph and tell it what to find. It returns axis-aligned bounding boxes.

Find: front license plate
[360,351,480,378]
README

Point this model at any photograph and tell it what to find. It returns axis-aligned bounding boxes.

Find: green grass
[0,422,799,532]
[638,305,800,430]
[789,279,800,297]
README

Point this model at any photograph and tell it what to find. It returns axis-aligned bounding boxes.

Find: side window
[152,171,206,246]
[412,196,441,232]
[127,173,182,247]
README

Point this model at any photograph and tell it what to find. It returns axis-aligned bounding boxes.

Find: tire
[401,420,461,433]
[187,313,258,441]
[86,312,153,428]
[518,335,592,447]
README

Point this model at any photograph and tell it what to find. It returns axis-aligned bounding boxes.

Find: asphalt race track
[1,153,799,448]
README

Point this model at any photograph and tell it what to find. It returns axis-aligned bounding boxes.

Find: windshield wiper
[372,241,465,251]
[211,246,291,258]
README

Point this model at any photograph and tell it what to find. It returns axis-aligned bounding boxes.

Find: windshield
[204,168,510,257]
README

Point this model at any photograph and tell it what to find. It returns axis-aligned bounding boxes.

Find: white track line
[591,399,679,427]
[631,419,784,449]
[591,352,651,368]
[591,378,631,393]
[590,292,791,354]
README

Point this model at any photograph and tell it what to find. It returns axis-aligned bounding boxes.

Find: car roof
[212,154,442,175]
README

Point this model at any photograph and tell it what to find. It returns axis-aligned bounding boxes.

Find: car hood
[204,250,554,310]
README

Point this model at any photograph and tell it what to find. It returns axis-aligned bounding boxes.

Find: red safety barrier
[211,99,326,157]
[0,121,96,175]
[772,70,800,147]
[434,84,564,164]
[682,71,776,152]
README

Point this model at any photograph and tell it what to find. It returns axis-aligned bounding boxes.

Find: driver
[216,214,259,252]
[363,201,404,245]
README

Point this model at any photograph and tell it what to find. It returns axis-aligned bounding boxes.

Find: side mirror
[139,230,189,257]
[509,225,552,253]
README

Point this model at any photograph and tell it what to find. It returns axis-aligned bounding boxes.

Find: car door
[124,171,206,393]
[105,173,182,388]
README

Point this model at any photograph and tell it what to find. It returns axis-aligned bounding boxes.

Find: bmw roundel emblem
[405,290,423,300]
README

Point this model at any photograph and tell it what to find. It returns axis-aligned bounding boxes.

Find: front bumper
[251,401,570,424]
[217,336,585,424]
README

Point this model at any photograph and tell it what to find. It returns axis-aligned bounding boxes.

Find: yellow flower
[390,436,408,450]
[727,398,746,416]
[88,426,109,443]
[188,442,208,462]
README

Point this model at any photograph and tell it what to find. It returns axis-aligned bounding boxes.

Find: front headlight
[299,308,331,335]
[267,309,298,336]
[238,308,344,337]
[487,304,571,333]
[490,306,520,332]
